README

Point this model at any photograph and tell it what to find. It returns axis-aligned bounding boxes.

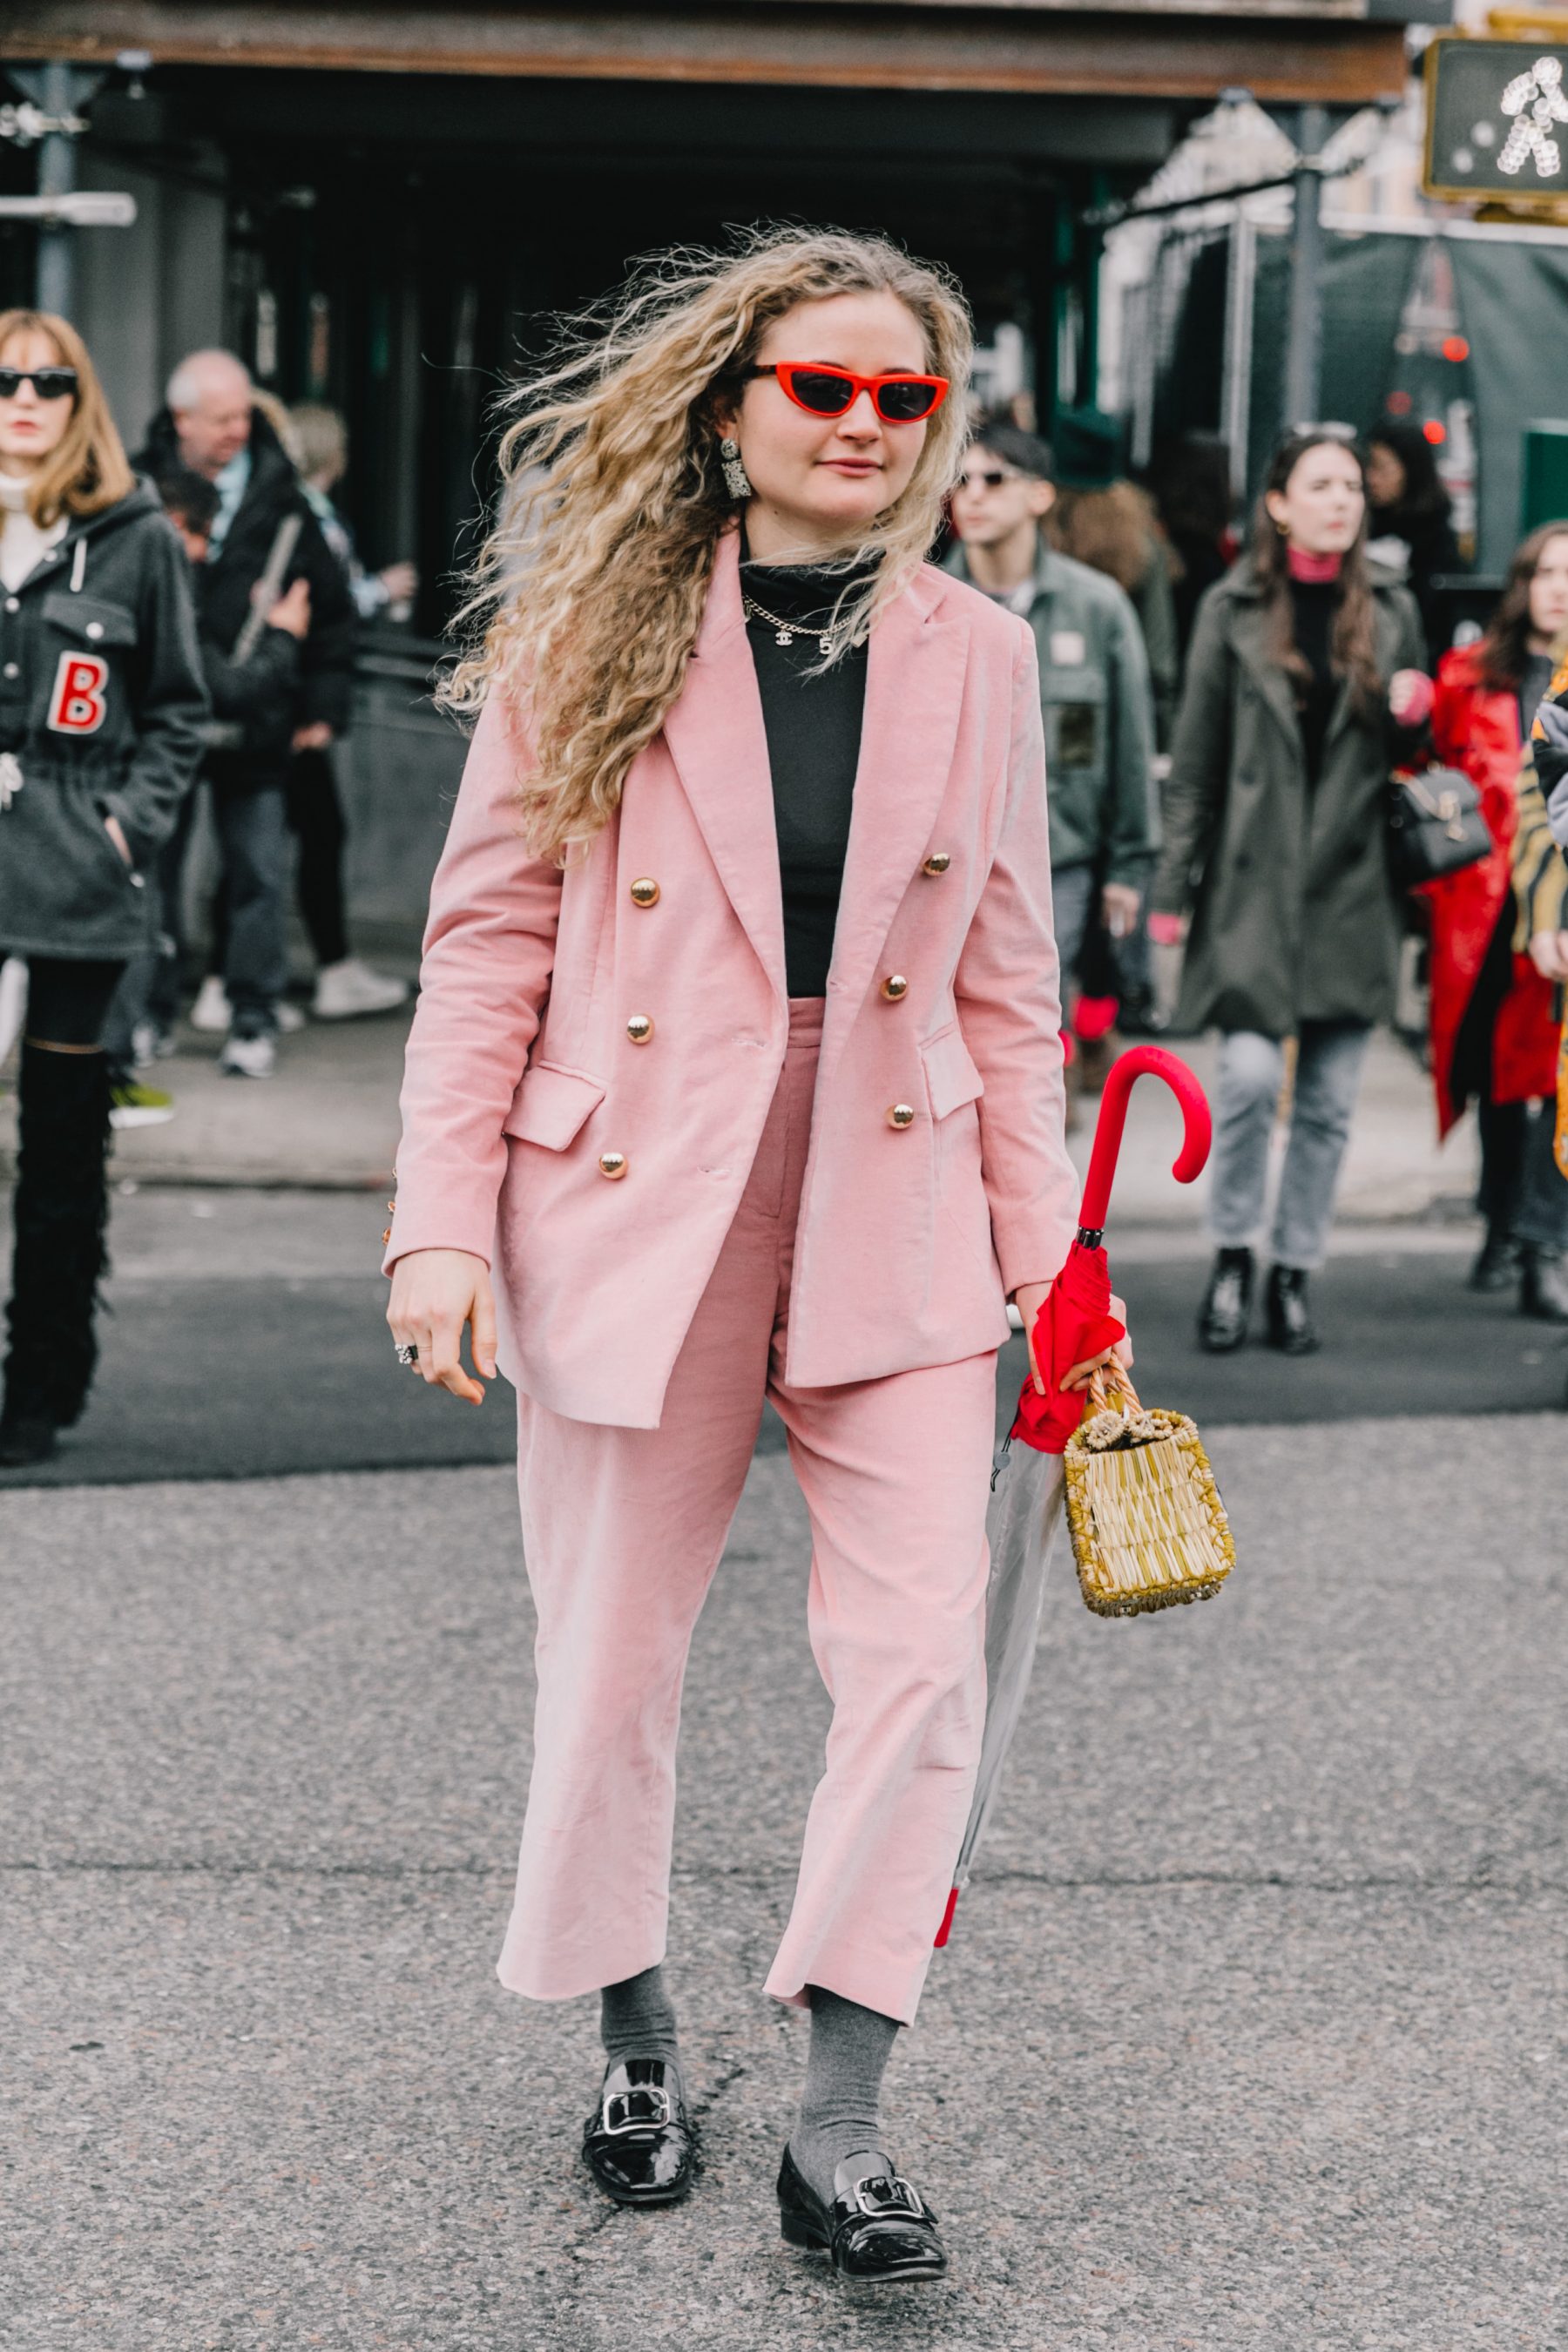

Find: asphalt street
[0,1186,1562,1486]
[5,1417,1565,2350]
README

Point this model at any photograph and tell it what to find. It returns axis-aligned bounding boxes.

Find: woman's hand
[387,1247,497,1405]
[1014,1281,1135,1396]
[267,576,312,639]
[1100,882,1142,941]
[1529,928,1568,983]
[104,814,132,867]
[1389,668,1434,727]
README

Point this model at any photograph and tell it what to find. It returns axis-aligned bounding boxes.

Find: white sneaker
[276,1001,307,1034]
[219,1030,276,1079]
[191,975,231,1033]
[312,957,410,1020]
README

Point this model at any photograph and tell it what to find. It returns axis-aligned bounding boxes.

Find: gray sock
[599,1963,681,2092]
[787,1985,899,2206]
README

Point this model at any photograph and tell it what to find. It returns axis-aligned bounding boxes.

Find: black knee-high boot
[3,1042,112,1444]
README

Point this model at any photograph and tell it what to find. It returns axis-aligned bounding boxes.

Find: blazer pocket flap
[503,1062,605,1150]
[921,1025,984,1121]
[42,591,139,649]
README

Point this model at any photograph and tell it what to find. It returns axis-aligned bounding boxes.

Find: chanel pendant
[775,629,794,646]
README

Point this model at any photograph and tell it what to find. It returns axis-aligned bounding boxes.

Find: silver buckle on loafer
[852,2173,923,2219]
[603,2085,673,2135]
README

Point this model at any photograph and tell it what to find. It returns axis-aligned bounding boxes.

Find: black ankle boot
[0,1409,57,1468]
[1198,1247,1254,1352]
[1469,1227,1521,1293]
[3,1043,112,1434]
[1265,1265,1320,1355]
[1519,1245,1568,1323]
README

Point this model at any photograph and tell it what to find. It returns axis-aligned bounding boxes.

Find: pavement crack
[688,2059,747,2125]
[5,1858,1563,1897]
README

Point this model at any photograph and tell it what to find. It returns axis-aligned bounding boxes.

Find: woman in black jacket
[1364,420,1463,665]
[0,309,207,1466]
[1149,428,1428,1356]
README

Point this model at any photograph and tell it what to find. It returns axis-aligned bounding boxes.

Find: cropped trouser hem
[496,997,997,2030]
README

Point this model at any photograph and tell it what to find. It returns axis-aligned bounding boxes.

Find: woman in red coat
[1428,523,1568,1316]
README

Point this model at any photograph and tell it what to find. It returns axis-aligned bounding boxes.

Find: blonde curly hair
[443,226,972,861]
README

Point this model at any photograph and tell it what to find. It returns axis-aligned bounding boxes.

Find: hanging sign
[1423,35,1568,200]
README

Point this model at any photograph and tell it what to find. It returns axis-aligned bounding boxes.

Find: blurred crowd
[945,397,1568,1354]
[1,300,1566,1468]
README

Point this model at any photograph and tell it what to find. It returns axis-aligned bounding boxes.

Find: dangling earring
[720,436,754,502]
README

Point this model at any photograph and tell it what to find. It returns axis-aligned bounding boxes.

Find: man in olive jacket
[945,422,1159,997]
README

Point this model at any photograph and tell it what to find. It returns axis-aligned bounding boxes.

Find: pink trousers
[497,997,998,2025]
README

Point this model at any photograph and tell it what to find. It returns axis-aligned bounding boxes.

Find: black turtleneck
[740,547,870,997]
[1288,576,1337,787]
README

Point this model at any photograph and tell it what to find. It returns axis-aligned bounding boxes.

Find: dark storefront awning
[3,2,1413,105]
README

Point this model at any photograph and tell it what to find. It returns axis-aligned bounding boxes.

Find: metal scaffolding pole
[1284,102,1328,430]
[4,61,105,318]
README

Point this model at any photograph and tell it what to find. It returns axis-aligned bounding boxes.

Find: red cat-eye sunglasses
[747,362,950,425]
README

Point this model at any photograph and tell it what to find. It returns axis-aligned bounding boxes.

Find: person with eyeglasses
[945,420,1159,1092]
[0,308,207,1467]
[382,226,1129,2280]
[133,352,356,1076]
[1149,426,1429,1356]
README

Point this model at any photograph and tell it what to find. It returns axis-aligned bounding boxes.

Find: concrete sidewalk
[2,999,1480,1223]
[6,1417,1564,2349]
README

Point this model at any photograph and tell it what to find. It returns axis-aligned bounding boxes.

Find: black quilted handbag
[1387,764,1492,889]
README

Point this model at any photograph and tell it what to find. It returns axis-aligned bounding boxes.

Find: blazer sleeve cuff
[381,1195,498,1278]
[991,1211,1075,1300]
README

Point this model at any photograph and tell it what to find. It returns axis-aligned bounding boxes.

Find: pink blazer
[387,531,1077,1429]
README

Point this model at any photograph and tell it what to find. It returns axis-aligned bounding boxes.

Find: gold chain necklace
[741,591,845,656]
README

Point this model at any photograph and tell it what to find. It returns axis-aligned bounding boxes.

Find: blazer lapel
[662,531,787,1001]
[824,570,969,1054]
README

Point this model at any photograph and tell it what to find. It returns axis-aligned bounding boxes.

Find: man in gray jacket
[945,422,1159,1007]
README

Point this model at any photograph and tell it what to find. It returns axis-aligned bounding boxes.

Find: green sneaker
[110,1078,176,1130]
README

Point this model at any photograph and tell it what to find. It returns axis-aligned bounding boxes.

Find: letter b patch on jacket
[47,652,110,736]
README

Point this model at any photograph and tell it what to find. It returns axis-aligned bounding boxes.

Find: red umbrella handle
[1078,1045,1211,1238]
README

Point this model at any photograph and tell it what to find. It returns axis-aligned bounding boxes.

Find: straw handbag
[1062,1365,1234,1619]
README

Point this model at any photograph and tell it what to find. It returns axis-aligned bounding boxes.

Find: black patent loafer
[1198,1247,1254,1353]
[777,2146,947,2285]
[583,2060,693,2207]
[1265,1264,1320,1355]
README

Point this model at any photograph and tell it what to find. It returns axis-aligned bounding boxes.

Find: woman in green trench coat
[1149,427,1428,1355]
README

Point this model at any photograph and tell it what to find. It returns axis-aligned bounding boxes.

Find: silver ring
[395,1342,419,1368]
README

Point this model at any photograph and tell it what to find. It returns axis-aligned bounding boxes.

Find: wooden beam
[0,3,1409,104]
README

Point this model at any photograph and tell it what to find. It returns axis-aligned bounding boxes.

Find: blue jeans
[1051,860,1096,990]
[101,788,197,1064]
[210,781,288,1036]
[1207,1021,1371,1271]
[1477,1097,1568,1251]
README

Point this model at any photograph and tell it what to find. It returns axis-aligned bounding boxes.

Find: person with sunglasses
[945,420,1158,1094]
[384,226,1127,2280]
[0,308,206,1467]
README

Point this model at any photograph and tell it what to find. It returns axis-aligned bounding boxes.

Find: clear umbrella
[935,1045,1213,1950]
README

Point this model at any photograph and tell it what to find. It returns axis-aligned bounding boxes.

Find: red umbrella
[934,1044,1212,1950]
[1012,1044,1212,1454]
